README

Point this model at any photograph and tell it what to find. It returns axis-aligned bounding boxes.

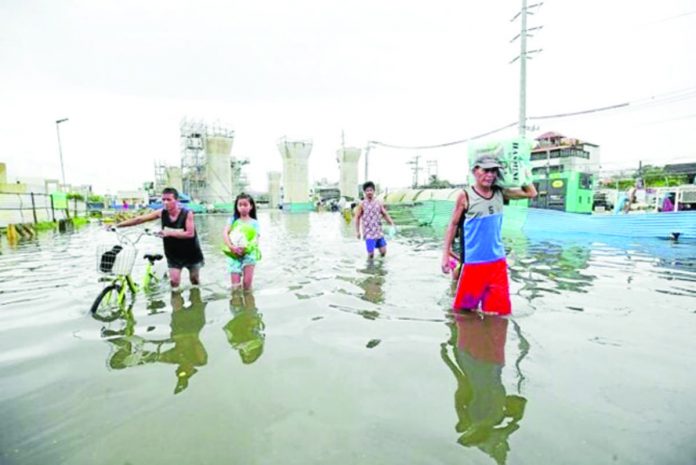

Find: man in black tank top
[114,187,204,288]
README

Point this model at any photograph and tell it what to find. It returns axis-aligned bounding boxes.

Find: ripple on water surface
[1,213,695,465]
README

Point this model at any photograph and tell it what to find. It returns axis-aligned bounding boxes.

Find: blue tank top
[460,187,505,264]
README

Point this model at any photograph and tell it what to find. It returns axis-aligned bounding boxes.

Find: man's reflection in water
[101,289,209,394]
[158,288,208,394]
[357,260,386,304]
[441,314,527,465]
[224,290,265,364]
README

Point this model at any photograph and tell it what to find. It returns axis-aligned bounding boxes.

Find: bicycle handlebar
[107,227,161,245]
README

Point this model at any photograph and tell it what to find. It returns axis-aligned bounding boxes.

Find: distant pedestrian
[354,181,395,259]
[623,178,644,214]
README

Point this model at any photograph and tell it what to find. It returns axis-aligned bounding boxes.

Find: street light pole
[56,118,69,190]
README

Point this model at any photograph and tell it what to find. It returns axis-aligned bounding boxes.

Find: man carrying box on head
[441,154,537,316]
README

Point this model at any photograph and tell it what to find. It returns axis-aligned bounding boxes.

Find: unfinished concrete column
[204,136,234,205]
[277,137,313,211]
[165,166,183,192]
[337,147,361,201]
[268,171,281,209]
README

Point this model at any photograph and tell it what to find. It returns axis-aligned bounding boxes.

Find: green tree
[67,192,85,201]
[424,175,453,189]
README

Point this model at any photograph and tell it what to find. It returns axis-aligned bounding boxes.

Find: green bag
[222,220,261,260]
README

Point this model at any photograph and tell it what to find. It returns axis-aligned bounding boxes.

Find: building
[530,132,600,178]
[115,189,149,208]
[664,162,696,184]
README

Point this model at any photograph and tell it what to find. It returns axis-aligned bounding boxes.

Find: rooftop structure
[530,131,600,178]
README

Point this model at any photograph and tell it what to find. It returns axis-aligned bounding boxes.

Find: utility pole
[55,118,69,190]
[510,1,543,137]
[427,159,438,181]
[407,154,422,188]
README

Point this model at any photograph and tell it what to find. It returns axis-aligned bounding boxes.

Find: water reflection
[506,234,595,299]
[223,290,265,364]
[283,213,310,236]
[506,232,696,301]
[100,305,158,369]
[97,288,208,395]
[356,260,387,304]
[441,314,527,465]
[161,288,208,394]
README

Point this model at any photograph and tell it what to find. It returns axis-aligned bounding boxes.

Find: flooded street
[1,211,695,465]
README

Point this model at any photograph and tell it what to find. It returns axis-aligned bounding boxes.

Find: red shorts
[453,258,511,315]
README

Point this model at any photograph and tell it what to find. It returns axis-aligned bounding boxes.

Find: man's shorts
[166,258,205,271]
[227,254,257,274]
[453,258,511,315]
[365,237,387,254]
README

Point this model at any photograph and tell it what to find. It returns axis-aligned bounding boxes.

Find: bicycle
[90,227,165,314]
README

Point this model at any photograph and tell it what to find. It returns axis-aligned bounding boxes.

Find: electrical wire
[367,87,696,150]
[369,121,517,150]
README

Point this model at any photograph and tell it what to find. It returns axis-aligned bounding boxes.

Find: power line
[528,102,630,120]
[529,87,696,121]
[368,87,696,151]
[643,10,696,25]
[369,121,517,150]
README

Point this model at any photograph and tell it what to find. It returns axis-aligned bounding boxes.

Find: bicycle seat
[143,254,164,262]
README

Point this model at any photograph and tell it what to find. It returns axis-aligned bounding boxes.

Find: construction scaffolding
[154,161,167,194]
[180,118,236,204]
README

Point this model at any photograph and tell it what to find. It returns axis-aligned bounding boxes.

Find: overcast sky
[1,0,695,193]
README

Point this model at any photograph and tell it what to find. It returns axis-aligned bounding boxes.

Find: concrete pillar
[165,166,183,192]
[337,147,362,201]
[230,158,249,197]
[277,138,313,211]
[204,136,234,205]
[268,171,281,209]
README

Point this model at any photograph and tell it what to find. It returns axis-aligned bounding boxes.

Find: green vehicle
[529,171,595,214]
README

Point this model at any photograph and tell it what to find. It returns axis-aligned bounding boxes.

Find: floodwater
[1,211,695,465]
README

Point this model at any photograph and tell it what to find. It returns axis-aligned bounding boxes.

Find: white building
[530,131,600,178]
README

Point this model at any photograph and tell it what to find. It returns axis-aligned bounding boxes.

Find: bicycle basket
[96,244,137,275]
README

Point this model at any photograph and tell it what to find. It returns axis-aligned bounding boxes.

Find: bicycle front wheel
[90,284,123,315]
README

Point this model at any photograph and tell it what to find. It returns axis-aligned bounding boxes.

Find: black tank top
[161,207,204,264]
